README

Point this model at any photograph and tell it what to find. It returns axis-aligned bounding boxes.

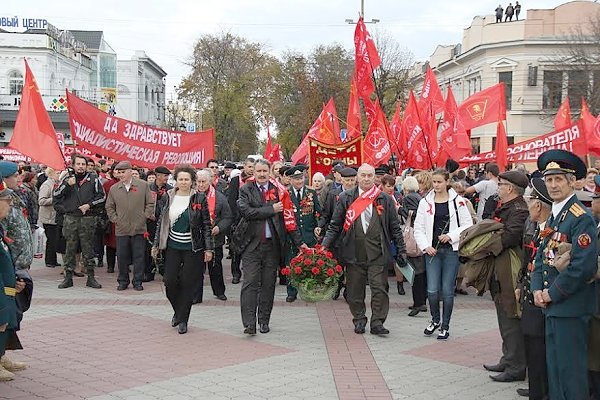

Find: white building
[409,0,600,155]
[117,50,167,127]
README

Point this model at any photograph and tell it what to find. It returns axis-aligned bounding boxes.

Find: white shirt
[473,179,498,219]
[123,178,133,192]
[552,193,576,219]
[358,187,373,233]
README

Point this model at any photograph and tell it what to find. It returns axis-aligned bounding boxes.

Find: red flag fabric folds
[554,97,572,131]
[9,59,64,170]
[496,119,508,172]
[419,66,445,117]
[354,17,381,99]
[363,100,391,166]
[291,98,340,164]
[401,91,432,170]
[438,87,472,165]
[457,83,506,131]
[346,76,362,141]
[581,98,600,156]
[263,124,273,160]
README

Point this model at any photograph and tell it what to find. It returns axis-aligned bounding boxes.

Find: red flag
[390,101,403,150]
[363,100,392,166]
[265,143,284,163]
[419,66,445,116]
[457,83,506,131]
[9,59,64,170]
[554,97,572,131]
[438,87,471,165]
[263,124,273,160]
[496,119,508,172]
[361,94,377,126]
[581,98,600,156]
[346,76,362,141]
[401,91,432,170]
[354,16,381,99]
[291,98,340,164]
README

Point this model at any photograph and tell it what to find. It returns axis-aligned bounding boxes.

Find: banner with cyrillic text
[66,91,214,169]
[308,136,362,182]
[459,123,586,165]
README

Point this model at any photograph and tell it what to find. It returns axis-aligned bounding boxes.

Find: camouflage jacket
[0,192,34,269]
[16,183,39,230]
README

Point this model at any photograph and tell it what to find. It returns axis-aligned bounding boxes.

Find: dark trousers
[116,235,146,287]
[94,229,104,265]
[0,330,7,357]
[591,371,600,399]
[546,316,590,400]
[145,221,157,278]
[42,223,58,266]
[193,246,225,301]
[240,241,279,328]
[346,263,389,328]
[106,246,116,270]
[231,252,242,279]
[412,271,427,307]
[164,247,203,323]
[524,334,548,400]
[495,302,526,375]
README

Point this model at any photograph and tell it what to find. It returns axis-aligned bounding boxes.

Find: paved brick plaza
[1,258,524,400]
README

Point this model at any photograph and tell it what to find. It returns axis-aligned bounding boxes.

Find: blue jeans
[425,246,459,330]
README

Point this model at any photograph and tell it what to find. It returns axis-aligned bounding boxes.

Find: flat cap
[114,161,133,170]
[340,167,357,177]
[537,149,587,180]
[528,178,552,205]
[499,170,529,189]
[0,161,18,178]
[333,163,345,173]
[154,166,171,175]
[224,162,236,169]
[375,166,389,176]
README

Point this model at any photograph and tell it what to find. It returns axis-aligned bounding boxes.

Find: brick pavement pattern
[0,258,524,400]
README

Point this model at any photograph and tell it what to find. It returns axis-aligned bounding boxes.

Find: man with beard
[53,154,106,289]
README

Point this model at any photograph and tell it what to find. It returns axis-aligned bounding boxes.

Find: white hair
[402,176,419,193]
[312,172,325,182]
[196,169,211,180]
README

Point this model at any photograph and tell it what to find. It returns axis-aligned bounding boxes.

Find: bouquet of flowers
[282,244,343,302]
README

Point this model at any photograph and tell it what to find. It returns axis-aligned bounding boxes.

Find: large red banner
[67,91,214,169]
[308,137,362,182]
[459,123,586,165]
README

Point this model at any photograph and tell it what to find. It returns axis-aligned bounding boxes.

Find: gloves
[395,253,408,269]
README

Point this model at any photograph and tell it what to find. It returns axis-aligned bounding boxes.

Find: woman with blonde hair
[415,171,432,196]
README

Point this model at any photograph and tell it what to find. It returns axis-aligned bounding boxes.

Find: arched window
[8,70,23,95]
[145,85,149,101]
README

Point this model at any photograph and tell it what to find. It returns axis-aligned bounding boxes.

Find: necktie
[363,206,372,233]
[260,185,268,242]
[297,189,302,199]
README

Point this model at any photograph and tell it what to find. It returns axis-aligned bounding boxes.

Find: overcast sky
[5,0,576,99]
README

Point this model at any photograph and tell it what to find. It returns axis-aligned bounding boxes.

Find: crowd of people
[0,150,598,400]
[496,2,521,23]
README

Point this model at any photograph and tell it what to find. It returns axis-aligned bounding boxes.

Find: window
[8,71,23,95]
[99,54,116,88]
[492,136,515,148]
[498,72,512,110]
[568,71,588,109]
[543,71,563,109]
[471,137,480,155]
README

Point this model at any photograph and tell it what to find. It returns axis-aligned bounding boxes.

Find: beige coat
[106,178,155,236]
[37,178,57,225]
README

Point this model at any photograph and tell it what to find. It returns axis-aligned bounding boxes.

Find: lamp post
[345,0,380,24]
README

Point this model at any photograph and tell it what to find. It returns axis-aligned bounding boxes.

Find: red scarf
[343,186,382,231]
[212,176,220,188]
[246,177,297,232]
[207,185,216,223]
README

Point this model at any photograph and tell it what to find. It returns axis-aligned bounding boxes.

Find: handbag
[402,210,421,257]
[230,217,251,255]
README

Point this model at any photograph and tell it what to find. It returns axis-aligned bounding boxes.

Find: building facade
[409,1,600,154]
[117,50,167,127]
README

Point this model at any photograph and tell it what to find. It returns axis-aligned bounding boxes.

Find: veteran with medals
[588,175,600,398]
[532,150,599,400]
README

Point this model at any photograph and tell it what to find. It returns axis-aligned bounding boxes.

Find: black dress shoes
[171,315,179,327]
[370,325,390,335]
[133,285,143,291]
[483,363,506,373]
[117,284,128,291]
[232,277,241,284]
[244,326,256,335]
[354,321,366,334]
[490,371,526,382]
[516,388,529,397]
[192,298,203,304]
[142,274,154,283]
[216,294,227,301]
[178,322,188,334]
[286,295,296,303]
[259,324,270,334]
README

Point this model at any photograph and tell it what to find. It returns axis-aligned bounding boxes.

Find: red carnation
[317,259,325,266]
[304,259,312,266]
[281,267,291,276]
[335,265,343,273]
[314,244,323,250]
[143,231,150,239]
[326,268,335,277]
[311,267,320,275]
[325,251,333,258]
[294,266,303,275]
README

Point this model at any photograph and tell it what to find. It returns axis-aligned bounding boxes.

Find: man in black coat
[193,169,233,303]
[322,163,406,335]
[207,159,228,194]
[237,159,305,335]
[145,165,173,282]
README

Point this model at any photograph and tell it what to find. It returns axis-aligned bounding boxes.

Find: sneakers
[0,365,14,381]
[437,329,450,340]
[424,321,441,336]
[0,355,27,372]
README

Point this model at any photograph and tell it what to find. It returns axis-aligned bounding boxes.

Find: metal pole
[361,0,364,17]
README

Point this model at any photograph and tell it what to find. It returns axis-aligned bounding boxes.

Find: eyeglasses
[209,166,218,169]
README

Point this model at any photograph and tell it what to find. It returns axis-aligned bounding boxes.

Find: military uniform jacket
[321,187,405,266]
[290,186,321,247]
[532,195,598,317]
[518,220,545,336]
[0,192,33,270]
[0,230,17,330]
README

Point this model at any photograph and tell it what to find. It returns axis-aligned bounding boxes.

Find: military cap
[537,149,587,180]
[154,166,171,175]
[224,162,236,169]
[375,166,389,176]
[499,170,529,189]
[528,178,552,205]
[0,178,12,198]
[0,161,18,178]
[284,165,306,178]
[114,160,133,170]
[340,167,357,177]
[279,166,290,176]
[592,175,600,199]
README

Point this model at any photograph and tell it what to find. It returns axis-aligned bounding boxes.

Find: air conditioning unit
[528,66,538,86]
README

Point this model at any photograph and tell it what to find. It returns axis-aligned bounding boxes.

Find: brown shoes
[1,355,27,372]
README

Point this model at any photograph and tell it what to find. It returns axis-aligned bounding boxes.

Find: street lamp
[345,0,380,24]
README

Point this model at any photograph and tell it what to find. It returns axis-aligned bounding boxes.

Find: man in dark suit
[193,168,233,303]
[227,157,255,284]
[285,166,321,302]
[532,150,598,400]
[322,163,406,335]
[207,159,228,194]
[237,159,305,335]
